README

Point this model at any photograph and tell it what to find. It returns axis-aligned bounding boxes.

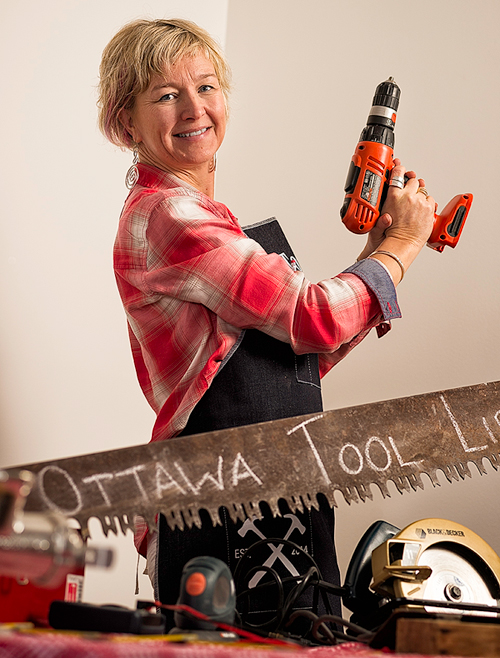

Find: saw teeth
[267,499,281,518]
[96,516,107,536]
[290,495,304,513]
[375,481,390,499]
[355,483,371,502]
[427,470,441,487]
[471,458,488,475]
[144,511,159,532]
[241,502,253,519]
[392,476,409,493]
[440,465,460,483]
[288,495,306,514]
[187,508,202,529]
[299,492,322,511]
[14,380,500,542]
[488,453,499,469]
[163,508,185,531]
[229,501,247,517]
[76,517,90,541]
[100,514,118,536]
[323,491,337,510]
[246,500,261,516]
[208,508,221,526]
[117,514,133,534]
[456,462,472,478]
[303,492,315,508]
[342,486,361,504]
[180,508,199,529]
[226,502,247,525]
[407,472,424,491]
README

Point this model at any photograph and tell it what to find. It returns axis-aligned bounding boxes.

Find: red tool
[340,78,472,252]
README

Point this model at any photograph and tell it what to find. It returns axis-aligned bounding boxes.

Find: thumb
[378,213,393,230]
[371,212,392,239]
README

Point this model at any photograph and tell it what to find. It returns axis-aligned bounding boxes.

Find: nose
[180,90,205,121]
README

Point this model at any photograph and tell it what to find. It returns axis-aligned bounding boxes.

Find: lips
[175,127,210,138]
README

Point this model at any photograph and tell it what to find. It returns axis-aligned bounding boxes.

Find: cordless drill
[340,78,472,252]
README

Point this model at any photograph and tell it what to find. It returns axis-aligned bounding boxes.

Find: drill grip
[428,193,473,252]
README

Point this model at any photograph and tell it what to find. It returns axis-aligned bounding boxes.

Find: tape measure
[174,556,236,630]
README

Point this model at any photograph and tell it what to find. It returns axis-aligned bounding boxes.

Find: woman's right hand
[381,161,435,249]
[361,160,436,285]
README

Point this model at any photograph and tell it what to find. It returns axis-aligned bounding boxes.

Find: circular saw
[371,518,500,616]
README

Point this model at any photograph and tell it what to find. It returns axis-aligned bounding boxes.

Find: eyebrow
[151,73,218,94]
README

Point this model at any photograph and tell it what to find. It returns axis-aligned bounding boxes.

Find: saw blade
[5,380,500,539]
[418,546,498,615]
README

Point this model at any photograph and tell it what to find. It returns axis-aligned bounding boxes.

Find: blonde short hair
[97,18,231,149]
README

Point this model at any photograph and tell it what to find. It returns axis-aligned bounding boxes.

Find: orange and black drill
[340,78,472,252]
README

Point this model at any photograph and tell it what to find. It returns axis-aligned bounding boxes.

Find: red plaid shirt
[114,164,401,553]
[114,164,400,446]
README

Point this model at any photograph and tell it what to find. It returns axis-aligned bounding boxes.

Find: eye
[199,84,215,93]
[158,92,176,102]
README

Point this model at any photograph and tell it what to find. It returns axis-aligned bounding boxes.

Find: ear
[119,108,141,144]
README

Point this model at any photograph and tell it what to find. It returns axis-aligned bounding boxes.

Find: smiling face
[121,51,227,194]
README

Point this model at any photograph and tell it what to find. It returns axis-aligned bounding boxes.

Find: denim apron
[155,219,341,627]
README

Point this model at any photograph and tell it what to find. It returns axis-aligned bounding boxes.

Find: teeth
[177,127,209,138]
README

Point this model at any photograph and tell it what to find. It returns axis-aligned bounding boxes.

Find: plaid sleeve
[317,259,401,377]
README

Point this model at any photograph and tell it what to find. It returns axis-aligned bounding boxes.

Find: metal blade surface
[417,547,498,614]
[7,380,500,538]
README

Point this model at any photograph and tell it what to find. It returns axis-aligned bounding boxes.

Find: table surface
[0,630,409,658]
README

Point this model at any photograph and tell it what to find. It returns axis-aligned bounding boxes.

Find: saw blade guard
[371,518,500,614]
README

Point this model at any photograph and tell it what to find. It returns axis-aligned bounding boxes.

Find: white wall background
[1,0,500,613]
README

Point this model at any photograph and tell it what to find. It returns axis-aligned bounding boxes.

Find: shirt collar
[136,162,188,192]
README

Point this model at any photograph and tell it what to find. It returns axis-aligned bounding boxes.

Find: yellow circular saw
[371,518,500,615]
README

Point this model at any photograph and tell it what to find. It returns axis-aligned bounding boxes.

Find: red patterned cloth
[0,632,387,658]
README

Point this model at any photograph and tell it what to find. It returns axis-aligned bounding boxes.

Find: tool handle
[428,193,473,252]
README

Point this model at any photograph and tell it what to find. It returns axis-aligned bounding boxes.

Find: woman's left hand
[356,159,417,261]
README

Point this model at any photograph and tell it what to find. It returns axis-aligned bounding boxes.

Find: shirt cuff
[343,258,401,321]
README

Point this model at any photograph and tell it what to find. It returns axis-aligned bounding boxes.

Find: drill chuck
[371,78,400,113]
[360,78,401,147]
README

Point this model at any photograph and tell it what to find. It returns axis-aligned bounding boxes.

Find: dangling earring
[125,145,139,189]
[208,152,217,173]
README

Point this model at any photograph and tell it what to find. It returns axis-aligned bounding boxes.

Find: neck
[138,151,215,198]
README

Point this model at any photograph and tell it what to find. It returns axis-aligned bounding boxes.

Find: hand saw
[6,380,500,540]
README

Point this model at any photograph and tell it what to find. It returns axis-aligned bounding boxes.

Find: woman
[98,18,435,627]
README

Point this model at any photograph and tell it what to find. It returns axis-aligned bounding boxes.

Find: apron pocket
[295,353,321,388]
